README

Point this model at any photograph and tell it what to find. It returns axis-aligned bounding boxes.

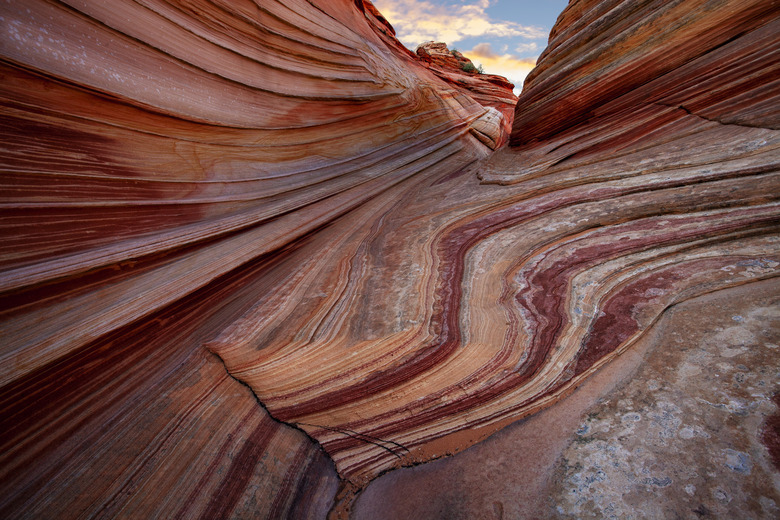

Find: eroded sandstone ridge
[414,41,517,147]
[1,0,778,518]
[0,0,510,517]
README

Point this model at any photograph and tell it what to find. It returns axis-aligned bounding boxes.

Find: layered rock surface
[0,0,510,517]
[352,279,780,519]
[1,0,779,519]
[415,41,517,148]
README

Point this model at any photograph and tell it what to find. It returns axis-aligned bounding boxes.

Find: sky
[372,0,569,94]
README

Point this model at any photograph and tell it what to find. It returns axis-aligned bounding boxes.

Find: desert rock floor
[353,278,780,519]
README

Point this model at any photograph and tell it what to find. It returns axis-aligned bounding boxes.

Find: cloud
[372,0,546,48]
[471,42,498,59]
[464,43,537,94]
[514,42,539,55]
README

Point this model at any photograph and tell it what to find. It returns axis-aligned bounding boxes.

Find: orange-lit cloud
[465,43,537,94]
[372,0,546,48]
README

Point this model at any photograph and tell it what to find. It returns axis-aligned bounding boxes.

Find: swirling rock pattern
[1,0,778,518]
[510,0,780,146]
[0,0,508,517]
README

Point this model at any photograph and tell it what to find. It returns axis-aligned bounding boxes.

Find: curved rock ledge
[0,0,510,517]
[1,0,778,518]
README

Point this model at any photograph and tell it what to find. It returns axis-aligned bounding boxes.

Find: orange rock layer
[1,0,779,518]
[510,0,779,145]
[0,0,511,517]
[414,41,517,148]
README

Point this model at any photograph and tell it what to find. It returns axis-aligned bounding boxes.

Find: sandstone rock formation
[351,280,780,519]
[415,41,517,148]
[1,0,778,519]
[0,1,510,517]
[414,41,515,97]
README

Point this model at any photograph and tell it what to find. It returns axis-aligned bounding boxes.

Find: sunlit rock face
[415,41,517,148]
[1,0,778,519]
[510,0,779,145]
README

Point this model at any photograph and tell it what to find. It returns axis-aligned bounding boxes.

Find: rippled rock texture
[1,0,779,518]
[414,41,516,149]
[0,0,509,517]
[351,280,780,519]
